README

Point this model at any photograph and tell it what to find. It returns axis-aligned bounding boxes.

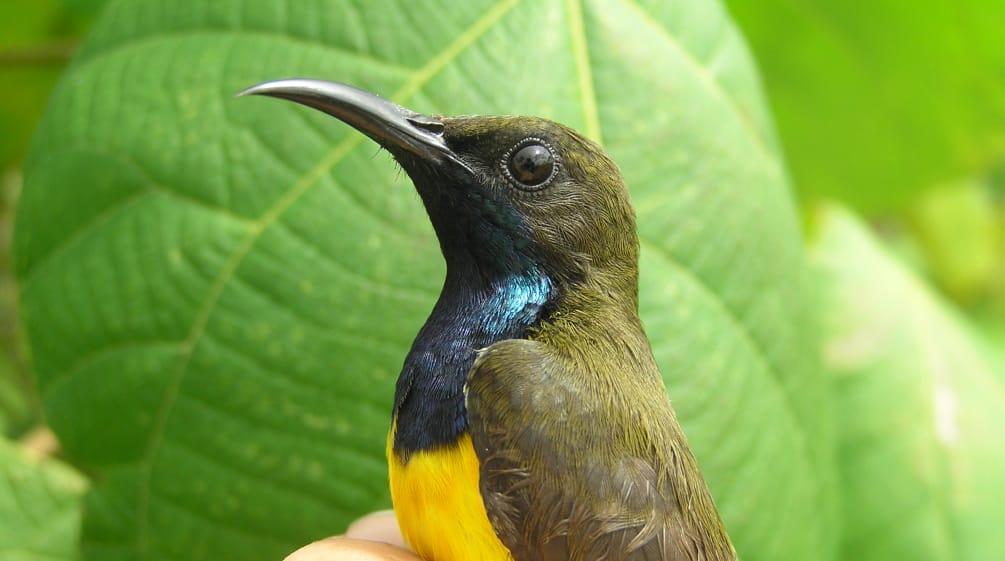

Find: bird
[240,79,737,561]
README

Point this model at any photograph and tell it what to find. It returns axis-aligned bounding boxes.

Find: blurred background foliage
[1,0,1002,559]
[725,0,1005,328]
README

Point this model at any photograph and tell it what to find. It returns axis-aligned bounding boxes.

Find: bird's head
[241,79,639,306]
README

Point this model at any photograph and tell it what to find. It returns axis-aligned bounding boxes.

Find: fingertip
[345,510,408,549]
[284,537,419,561]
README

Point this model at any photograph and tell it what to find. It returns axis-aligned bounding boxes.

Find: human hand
[284,511,421,561]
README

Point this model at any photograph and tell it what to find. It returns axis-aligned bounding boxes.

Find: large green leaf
[725,0,1005,211]
[810,206,1005,561]
[15,0,834,559]
[0,436,88,561]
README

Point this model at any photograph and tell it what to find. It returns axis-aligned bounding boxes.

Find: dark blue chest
[391,272,553,457]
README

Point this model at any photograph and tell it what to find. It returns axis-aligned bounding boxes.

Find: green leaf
[15,0,835,559]
[725,0,1005,211]
[0,436,88,561]
[809,205,1005,561]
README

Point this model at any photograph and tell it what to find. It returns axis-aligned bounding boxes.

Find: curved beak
[239,78,461,167]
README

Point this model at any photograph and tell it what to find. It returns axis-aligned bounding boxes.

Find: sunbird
[241,79,736,561]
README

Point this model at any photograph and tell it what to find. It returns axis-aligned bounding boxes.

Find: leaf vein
[19,144,256,289]
[163,427,379,517]
[145,486,291,548]
[271,218,437,300]
[623,0,770,155]
[41,341,185,399]
[567,0,602,142]
[639,238,820,478]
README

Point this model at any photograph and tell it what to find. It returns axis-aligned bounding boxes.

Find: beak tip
[236,81,281,98]
[237,78,314,99]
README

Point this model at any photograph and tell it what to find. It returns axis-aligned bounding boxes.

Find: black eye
[503,139,558,189]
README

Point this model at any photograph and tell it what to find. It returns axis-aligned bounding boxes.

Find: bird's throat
[391,269,553,461]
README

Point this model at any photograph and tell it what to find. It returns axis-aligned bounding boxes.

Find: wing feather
[465,339,735,561]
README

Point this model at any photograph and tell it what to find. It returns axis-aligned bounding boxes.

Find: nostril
[408,116,445,135]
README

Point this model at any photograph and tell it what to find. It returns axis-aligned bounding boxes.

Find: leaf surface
[0,437,88,561]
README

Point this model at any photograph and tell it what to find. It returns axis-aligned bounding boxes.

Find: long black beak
[239,79,460,167]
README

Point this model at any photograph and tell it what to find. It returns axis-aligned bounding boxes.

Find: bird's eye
[503,139,558,190]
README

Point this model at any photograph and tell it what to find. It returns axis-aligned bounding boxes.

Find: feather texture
[467,327,735,561]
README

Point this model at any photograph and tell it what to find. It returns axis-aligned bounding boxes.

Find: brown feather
[466,308,736,561]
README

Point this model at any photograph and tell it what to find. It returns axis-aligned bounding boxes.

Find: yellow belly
[387,429,514,561]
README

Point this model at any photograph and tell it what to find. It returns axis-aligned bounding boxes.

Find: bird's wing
[465,339,734,561]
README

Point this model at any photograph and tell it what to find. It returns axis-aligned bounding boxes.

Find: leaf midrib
[566,0,601,142]
[624,0,772,156]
